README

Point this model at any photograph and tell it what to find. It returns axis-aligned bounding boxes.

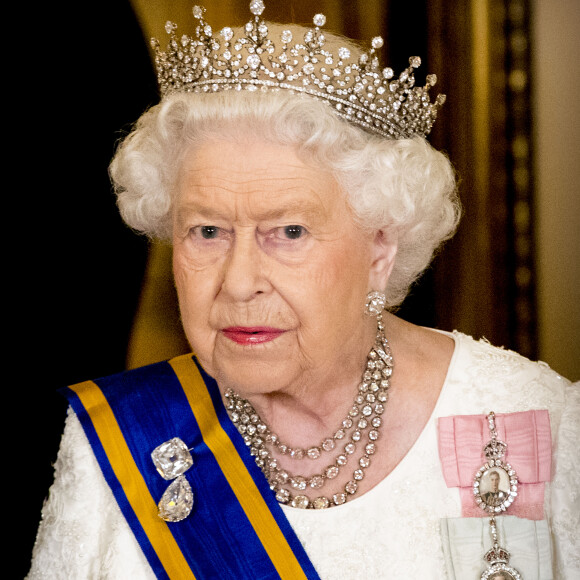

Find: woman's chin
[208,334,296,393]
[216,361,295,396]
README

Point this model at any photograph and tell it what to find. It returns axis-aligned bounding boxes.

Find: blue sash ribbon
[61,354,320,580]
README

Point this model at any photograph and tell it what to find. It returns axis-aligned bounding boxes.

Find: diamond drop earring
[365,291,387,317]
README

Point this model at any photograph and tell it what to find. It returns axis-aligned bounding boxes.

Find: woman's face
[172,139,396,397]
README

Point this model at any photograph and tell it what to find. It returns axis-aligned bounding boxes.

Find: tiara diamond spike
[151,1,446,139]
[249,0,265,16]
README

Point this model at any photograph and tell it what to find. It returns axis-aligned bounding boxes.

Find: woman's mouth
[221,327,286,345]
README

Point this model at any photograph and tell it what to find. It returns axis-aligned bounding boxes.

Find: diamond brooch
[151,437,194,522]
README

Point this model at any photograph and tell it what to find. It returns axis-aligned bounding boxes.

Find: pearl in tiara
[151,1,446,139]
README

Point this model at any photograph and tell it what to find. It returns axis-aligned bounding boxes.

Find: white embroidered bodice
[27,332,580,579]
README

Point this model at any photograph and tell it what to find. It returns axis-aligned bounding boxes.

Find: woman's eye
[282,225,305,240]
[192,225,221,239]
[200,225,219,239]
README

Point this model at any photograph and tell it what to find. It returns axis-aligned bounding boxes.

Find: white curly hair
[110,87,460,307]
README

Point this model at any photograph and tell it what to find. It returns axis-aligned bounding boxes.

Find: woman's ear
[368,229,398,291]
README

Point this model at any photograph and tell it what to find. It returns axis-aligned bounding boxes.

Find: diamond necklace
[225,313,393,508]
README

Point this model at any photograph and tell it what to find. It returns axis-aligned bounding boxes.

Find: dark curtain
[16,2,156,575]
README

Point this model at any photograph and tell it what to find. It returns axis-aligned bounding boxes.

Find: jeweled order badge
[475,413,522,579]
[473,417,518,513]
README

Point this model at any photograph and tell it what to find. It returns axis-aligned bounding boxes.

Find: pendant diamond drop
[157,475,194,522]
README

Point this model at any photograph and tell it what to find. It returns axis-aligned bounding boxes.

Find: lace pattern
[27,410,155,579]
[550,382,580,576]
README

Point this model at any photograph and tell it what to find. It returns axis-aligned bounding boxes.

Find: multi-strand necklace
[225,313,392,509]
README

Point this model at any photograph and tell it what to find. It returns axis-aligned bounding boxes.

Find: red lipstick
[222,326,286,345]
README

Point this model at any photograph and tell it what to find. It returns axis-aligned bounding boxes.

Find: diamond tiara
[151,0,446,139]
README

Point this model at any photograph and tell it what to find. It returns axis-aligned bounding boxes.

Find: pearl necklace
[224,314,393,509]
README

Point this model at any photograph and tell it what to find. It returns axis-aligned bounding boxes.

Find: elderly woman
[28,3,578,579]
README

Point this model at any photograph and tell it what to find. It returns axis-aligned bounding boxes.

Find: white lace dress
[27,332,580,579]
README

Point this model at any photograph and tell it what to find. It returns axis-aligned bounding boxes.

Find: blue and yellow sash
[61,354,320,580]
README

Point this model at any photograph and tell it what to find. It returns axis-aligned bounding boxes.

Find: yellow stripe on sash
[70,380,196,580]
[169,355,309,580]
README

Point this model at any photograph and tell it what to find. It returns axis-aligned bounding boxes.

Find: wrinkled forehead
[174,138,345,220]
[180,133,327,179]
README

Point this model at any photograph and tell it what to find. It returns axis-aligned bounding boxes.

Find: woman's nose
[220,230,271,301]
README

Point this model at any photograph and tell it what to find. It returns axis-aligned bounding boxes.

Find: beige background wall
[532,0,580,380]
